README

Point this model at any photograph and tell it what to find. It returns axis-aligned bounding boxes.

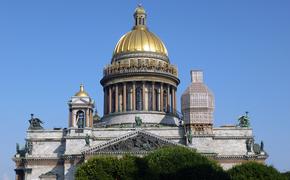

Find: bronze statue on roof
[28,114,43,130]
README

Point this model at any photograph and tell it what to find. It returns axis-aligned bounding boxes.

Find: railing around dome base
[103,58,178,77]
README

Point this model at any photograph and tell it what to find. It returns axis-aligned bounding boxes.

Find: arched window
[76,110,85,128]
[136,86,143,111]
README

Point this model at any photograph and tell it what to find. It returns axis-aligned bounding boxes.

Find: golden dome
[75,84,89,97]
[113,5,168,57]
[114,29,168,56]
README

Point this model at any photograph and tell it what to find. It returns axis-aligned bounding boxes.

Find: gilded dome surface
[113,5,168,57]
[113,29,168,56]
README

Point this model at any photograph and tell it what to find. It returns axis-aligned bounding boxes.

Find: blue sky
[0,0,290,178]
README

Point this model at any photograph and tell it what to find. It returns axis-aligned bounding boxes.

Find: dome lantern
[134,4,147,29]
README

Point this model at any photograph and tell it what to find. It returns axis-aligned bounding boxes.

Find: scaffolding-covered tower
[181,70,214,135]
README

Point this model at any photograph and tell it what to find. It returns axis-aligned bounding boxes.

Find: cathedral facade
[13,6,267,180]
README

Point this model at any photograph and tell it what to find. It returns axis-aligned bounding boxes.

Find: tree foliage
[75,146,228,180]
[75,146,287,180]
[144,146,229,180]
[282,171,290,180]
[75,155,140,180]
[227,161,287,180]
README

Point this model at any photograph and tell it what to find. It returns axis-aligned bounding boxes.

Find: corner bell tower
[68,84,95,129]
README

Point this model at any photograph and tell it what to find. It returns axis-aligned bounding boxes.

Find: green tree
[228,162,286,180]
[144,146,229,180]
[282,171,290,180]
[75,155,140,180]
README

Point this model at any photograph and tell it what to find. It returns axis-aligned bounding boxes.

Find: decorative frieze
[103,58,178,77]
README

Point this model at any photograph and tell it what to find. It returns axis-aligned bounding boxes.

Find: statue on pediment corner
[135,116,142,127]
[238,111,250,128]
[28,114,43,130]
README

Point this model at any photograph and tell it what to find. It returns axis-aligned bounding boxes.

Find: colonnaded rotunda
[13,5,268,180]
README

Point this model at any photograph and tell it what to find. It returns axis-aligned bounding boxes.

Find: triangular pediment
[82,130,183,155]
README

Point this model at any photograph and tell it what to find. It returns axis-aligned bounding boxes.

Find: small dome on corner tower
[75,84,90,97]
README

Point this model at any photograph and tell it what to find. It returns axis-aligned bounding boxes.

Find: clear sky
[0,0,290,179]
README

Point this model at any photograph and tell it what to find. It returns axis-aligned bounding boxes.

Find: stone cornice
[213,136,253,140]
[112,52,169,63]
[25,138,64,142]
[190,134,215,138]
[214,154,268,160]
[100,71,180,86]
[213,127,253,130]
[14,154,84,162]
[13,156,61,162]
[27,129,64,133]
[91,126,182,131]
[13,153,268,162]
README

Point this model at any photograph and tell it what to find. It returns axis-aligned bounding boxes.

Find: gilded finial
[80,84,84,92]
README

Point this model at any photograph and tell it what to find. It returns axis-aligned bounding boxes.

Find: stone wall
[189,127,252,156]
[17,125,261,179]
[25,163,63,180]
[29,141,64,158]
[100,112,180,126]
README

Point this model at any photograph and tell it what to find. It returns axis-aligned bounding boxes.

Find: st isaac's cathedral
[13,5,268,180]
